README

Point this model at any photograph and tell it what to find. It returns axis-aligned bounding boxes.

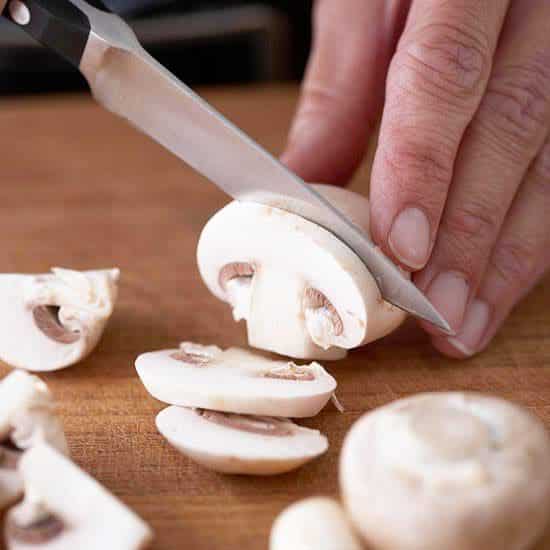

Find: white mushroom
[197,184,406,360]
[156,406,328,475]
[4,443,153,549]
[270,497,362,550]
[0,267,120,371]
[0,371,67,510]
[136,342,336,418]
[340,393,550,550]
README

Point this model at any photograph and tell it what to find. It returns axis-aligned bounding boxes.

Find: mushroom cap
[0,268,119,371]
[197,185,406,360]
[136,343,337,418]
[5,443,153,550]
[340,392,550,550]
[0,371,67,511]
[270,497,362,550]
[156,406,328,475]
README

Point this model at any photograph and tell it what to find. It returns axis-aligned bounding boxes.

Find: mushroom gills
[340,392,550,550]
[270,497,362,550]
[156,406,328,475]
[0,268,119,371]
[136,343,337,418]
[5,443,153,550]
[197,184,407,360]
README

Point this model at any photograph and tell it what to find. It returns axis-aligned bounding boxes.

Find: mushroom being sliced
[0,371,67,510]
[270,497,362,550]
[136,342,337,418]
[4,443,153,550]
[0,267,120,371]
[156,406,328,475]
[197,184,407,360]
[340,393,550,550]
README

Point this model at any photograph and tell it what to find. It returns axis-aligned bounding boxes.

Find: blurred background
[0,0,313,94]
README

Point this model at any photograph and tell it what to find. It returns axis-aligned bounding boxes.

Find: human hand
[282,0,550,357]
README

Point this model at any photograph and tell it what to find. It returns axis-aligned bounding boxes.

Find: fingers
[369,0,510,272]
[281,0,410,185]
[433,134,550,357]
[416,0,550,334]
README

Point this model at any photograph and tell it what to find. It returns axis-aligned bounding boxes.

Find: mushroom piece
[340,393,550,550]
[4,443,153,549]
[156,406,328,475]
[0,267,120,371]
[0,371,68,510]
[270,497,362,550]
[197,184,407,360]
[136,342,337,418]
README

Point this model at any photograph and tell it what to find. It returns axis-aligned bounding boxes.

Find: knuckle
[393,21,489,105]
[490,239,538,287]
[479,54,550,153]
[379,136,454,202]
[443,199,500,244]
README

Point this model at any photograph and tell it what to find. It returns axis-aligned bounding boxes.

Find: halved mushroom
[197,184,407,360]
[136,342,337,418]
[270,497,362,550]
[156,406,328,475]
[340,393,550,550]
[5,442,153,549]
[0,371,67,510]
[0,267,120,371]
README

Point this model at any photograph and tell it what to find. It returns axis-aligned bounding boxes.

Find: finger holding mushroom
[270,497,362,550]
[4,443,153,550]
[197,185,406,361]
[156,406,328,475]
[136,342,337,418]
[0,371,67,510]
[340,393,550,550]
[0,267,120,372]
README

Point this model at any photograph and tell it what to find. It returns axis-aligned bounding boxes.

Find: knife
[3,0,452,333]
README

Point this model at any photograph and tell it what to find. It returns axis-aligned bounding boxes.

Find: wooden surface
[0,86,549,550]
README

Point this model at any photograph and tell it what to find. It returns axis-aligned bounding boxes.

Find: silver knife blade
[73,1,452,334]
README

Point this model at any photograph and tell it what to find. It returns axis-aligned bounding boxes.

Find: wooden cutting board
[0,86,549,550]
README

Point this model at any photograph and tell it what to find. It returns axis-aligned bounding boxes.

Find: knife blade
[3,0,452,333]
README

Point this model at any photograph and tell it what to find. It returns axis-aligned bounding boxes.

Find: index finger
[369,0,509,277]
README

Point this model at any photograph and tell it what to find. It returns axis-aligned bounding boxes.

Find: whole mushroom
[0,267,119,371]
[340,393,550,550]
[197,185,406,360]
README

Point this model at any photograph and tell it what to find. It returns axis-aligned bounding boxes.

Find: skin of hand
[282,0,550,358]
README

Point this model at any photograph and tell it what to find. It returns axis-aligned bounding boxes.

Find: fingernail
[447,299,490,356]
[388,208,431,269]
[426,271,469,331]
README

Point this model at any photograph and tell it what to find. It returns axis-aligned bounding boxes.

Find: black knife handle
[3,0,91,67]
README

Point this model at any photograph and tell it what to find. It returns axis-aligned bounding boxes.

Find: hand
[282,0,550,358]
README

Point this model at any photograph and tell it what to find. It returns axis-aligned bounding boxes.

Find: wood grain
[0,86,549,550]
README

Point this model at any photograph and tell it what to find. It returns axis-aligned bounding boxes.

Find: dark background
[0,0,313,94]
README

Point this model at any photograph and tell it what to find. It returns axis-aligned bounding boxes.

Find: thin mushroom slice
[197,184,407,360]
[5,443,153,550]
[0,267,120,371]
[156,406,328,475]
[136,343,337,418]
[0,371,67,511]
[340,393,550,550]
[270,497,362,550]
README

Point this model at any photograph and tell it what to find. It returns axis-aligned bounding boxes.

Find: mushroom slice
[156,406,328,475]
[270,497,362,550]
[197,184,406,360]
[136,343,336,418]
[0,267,120,371]
[340,393,550,550]
[4,443,153,550]
[0,371,68,510]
